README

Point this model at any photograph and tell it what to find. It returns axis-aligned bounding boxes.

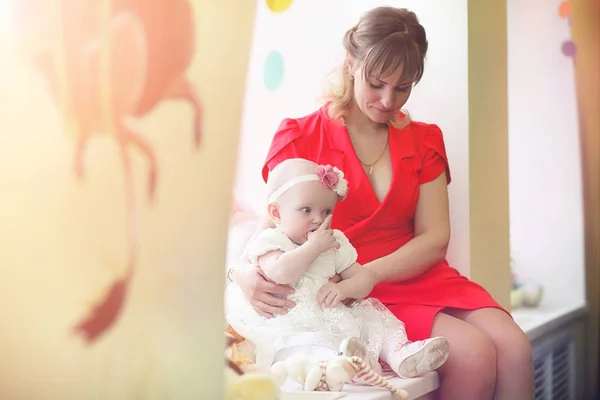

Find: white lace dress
[225,228,406,368]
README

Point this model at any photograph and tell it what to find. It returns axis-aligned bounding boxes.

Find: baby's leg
[380,336,450,378]
[379,315,449,378]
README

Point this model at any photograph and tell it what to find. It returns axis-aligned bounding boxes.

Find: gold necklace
[358,135,389,175]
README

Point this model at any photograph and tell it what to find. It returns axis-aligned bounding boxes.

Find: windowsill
[276,302,590,400]
[511,301,589,341]
[276,303,589,400]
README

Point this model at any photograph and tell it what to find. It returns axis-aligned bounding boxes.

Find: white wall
[507,0,585,307]
[233,0,471,275]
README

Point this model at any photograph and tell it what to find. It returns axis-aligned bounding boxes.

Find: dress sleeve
[261,118,307,183]
[417,124,452,184]
[247,229,295,265]
[332,230,358,274]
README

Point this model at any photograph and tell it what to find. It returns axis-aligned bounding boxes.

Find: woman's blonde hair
[324,7,428,129]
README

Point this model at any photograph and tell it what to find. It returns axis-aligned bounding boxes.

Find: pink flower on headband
[315,165,338,188]
[315,164,349,200]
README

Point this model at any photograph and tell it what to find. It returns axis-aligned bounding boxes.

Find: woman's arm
[364,172,450,283]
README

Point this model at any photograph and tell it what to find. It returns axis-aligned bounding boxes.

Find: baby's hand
[317,281,348,309]
[307,215,340,254]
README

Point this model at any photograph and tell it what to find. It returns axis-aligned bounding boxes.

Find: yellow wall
[0,0,256,398]
[467,0,511,309]
[468,5,599,395]
[571,0,600,395]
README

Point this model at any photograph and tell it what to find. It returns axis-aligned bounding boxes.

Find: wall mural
[1,0,255,397]
[18,0,202,344]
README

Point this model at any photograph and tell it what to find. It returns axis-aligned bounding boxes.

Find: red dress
[262,106,506,341]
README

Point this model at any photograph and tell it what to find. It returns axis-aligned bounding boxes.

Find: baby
[226,158,449,379]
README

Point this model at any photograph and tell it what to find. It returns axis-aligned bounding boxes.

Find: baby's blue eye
[301,207,311,213]
[324,209,333,216]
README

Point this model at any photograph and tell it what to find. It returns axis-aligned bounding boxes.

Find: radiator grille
[533,335,575,400]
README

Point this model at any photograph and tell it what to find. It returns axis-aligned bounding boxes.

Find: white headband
[268,166,349,204]
[269,174,319,204]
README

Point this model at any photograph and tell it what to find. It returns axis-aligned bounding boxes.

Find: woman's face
[352,63,413,124]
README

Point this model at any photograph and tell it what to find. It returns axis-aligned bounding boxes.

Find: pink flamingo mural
[18,0,202,343]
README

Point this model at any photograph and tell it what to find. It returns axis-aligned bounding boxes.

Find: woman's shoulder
[274,105,333,141]
[263,106,337,181]
[396,118,451,182]
[397,117,444,136]
[392,118,446,147]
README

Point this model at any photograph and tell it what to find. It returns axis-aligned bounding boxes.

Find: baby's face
[275,181,338,245]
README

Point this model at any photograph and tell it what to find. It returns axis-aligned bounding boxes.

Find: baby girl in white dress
[225,158,449,378]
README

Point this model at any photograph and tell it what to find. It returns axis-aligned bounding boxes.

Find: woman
[232,6,533,399]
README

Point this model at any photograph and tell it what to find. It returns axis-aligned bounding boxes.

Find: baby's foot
[339,337,382,376]
[388,337,449,378]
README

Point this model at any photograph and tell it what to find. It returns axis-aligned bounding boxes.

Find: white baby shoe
[387,337,450,378]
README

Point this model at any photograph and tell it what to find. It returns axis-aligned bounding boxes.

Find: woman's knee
[493,322,533,370]
[448,307,534,370]
[446,328,496,378]
[432,313,497,390]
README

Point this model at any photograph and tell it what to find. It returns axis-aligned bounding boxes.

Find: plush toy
[225,332,279,400]
[270,354,408,399]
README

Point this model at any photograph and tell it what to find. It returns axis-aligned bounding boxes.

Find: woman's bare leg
[430,312,497,399]
[447,307,533,400]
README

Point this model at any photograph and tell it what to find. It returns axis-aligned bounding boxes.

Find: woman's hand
[236,263,296,318]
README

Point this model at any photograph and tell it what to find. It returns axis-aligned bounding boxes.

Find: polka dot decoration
[264,50,284,90]
[262,0,292,91]
[266,0,294,13]
[562,41,576,57]
[558,1,576,58]
[558,1,571,18]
